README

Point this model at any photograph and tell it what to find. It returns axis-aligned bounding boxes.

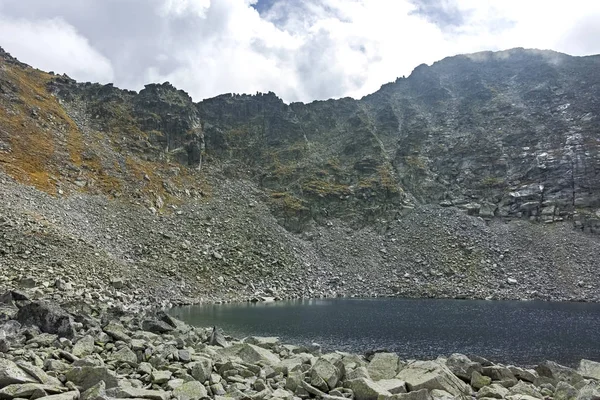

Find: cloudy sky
[0,0,599,103]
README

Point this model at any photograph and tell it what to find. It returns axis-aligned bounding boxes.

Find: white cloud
[0,0,598,103]
[0,15,114,83]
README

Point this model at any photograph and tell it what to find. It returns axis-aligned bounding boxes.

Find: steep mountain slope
[1,46,599,305]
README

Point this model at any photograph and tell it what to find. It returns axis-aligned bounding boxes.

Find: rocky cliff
[1,46,600,304]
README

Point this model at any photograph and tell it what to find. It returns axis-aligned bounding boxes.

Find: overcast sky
[1,0,599,103]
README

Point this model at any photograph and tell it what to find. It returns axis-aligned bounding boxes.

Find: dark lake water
[169,298,600,367]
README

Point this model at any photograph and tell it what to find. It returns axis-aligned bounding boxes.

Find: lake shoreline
[1,294,600,400]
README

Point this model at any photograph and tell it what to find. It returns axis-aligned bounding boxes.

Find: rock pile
[1,296,600,400]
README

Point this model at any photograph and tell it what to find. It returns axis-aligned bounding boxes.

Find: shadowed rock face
[26,47,600,232]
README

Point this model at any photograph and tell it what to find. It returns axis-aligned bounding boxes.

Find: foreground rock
[0,297,599,400]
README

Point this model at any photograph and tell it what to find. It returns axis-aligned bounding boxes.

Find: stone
[151,370,172,384]
[81,381,106,400]
[576,381,600,400]
[508,366,538,383]
[209,327,228,348]
[36,391,79,400]
[15,361,62,386]
[0,383,65,398]
[142,319,174,334]
[0,358,36,387]
[477,383,509,399]
[368,353,401,381]
[103,321,131,342]
[72,335,95,357]
[15,302,75,339]
[535,361,583,385]
[173,381,208,400]
[554,381,579,400]
[471,370,492,390]
[347,367,371,380]
[243,336,280,350]
[111,346,138,366]
[218,343,280,366]
[65,366,119,391]
[377,379,407,394]
[382,389,433,400]
[107,385,169,400]
[481,365,516,381]
[310,358,342,390]
[189,357,213,383]
[446,353,482,381]
[579,360,600,381]
[430,389,455,400]
[507,381,543,399]
[344,377,392,400]
[395,360,472,397]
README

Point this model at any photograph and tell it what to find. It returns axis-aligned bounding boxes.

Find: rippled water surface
[170,298,600,366]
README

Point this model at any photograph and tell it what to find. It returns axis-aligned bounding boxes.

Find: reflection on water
[170,298,600,367]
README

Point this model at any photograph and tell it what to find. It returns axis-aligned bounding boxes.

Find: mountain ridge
[1,45,599,305]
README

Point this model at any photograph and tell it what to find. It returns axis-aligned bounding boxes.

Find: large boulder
[218,343,280,366]
[15,302,75,339]
[477,383,509,399]
[310,358,342,390]
[343,377,392,400]
[445,354,482,381]
[189,357,213,383]
[72,335,95,358]
[172,381,207,400]
[554,381,578,400]
[535,361,583,386]
[368,353,401,381]
[0,358,36,387]
[0,383,65,398]
[395,360,472,398]
[578,360,600,381]
[65,366,119,391]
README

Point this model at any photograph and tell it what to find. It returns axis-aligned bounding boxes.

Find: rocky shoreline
[1,290,600,400]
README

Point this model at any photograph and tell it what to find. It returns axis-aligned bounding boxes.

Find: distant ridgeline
[1,46,599,232]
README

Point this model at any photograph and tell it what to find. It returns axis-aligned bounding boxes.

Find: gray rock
[0,358,36,387]
[477,383,509,399]
[0,383,65,398]
[395,360,472,397]
[535,361,583,386]
[507,381,543,399]
[189,357,213,383]
[151,370,172,385]
[36,391,79,400]
[383,389,433,400]
[368,353,401,381]
[110,346,138,366]
[344,377,392,400]
[431,389,456,400]
[80,380,106,400]
[173,381,208,400]
[243,336,280,350]
[554,381,579,400]
[377,379,407,394]
[15,361,62,386]
[579,360,600,381]
[209,327,228,348]
[65,366,119,391]
[107,385,169,400]
[446,353,482,381]
[310,358,342,390]
[72,335,95,358]
[471,370,492,390]
[218,343,280,366]
[346,366,371,381]
[508,366,538,383]
[142,319,174,334]
[481,365,516,382]
[103,321,131,342]
[15,302,75,339]
[576,381,600,400]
